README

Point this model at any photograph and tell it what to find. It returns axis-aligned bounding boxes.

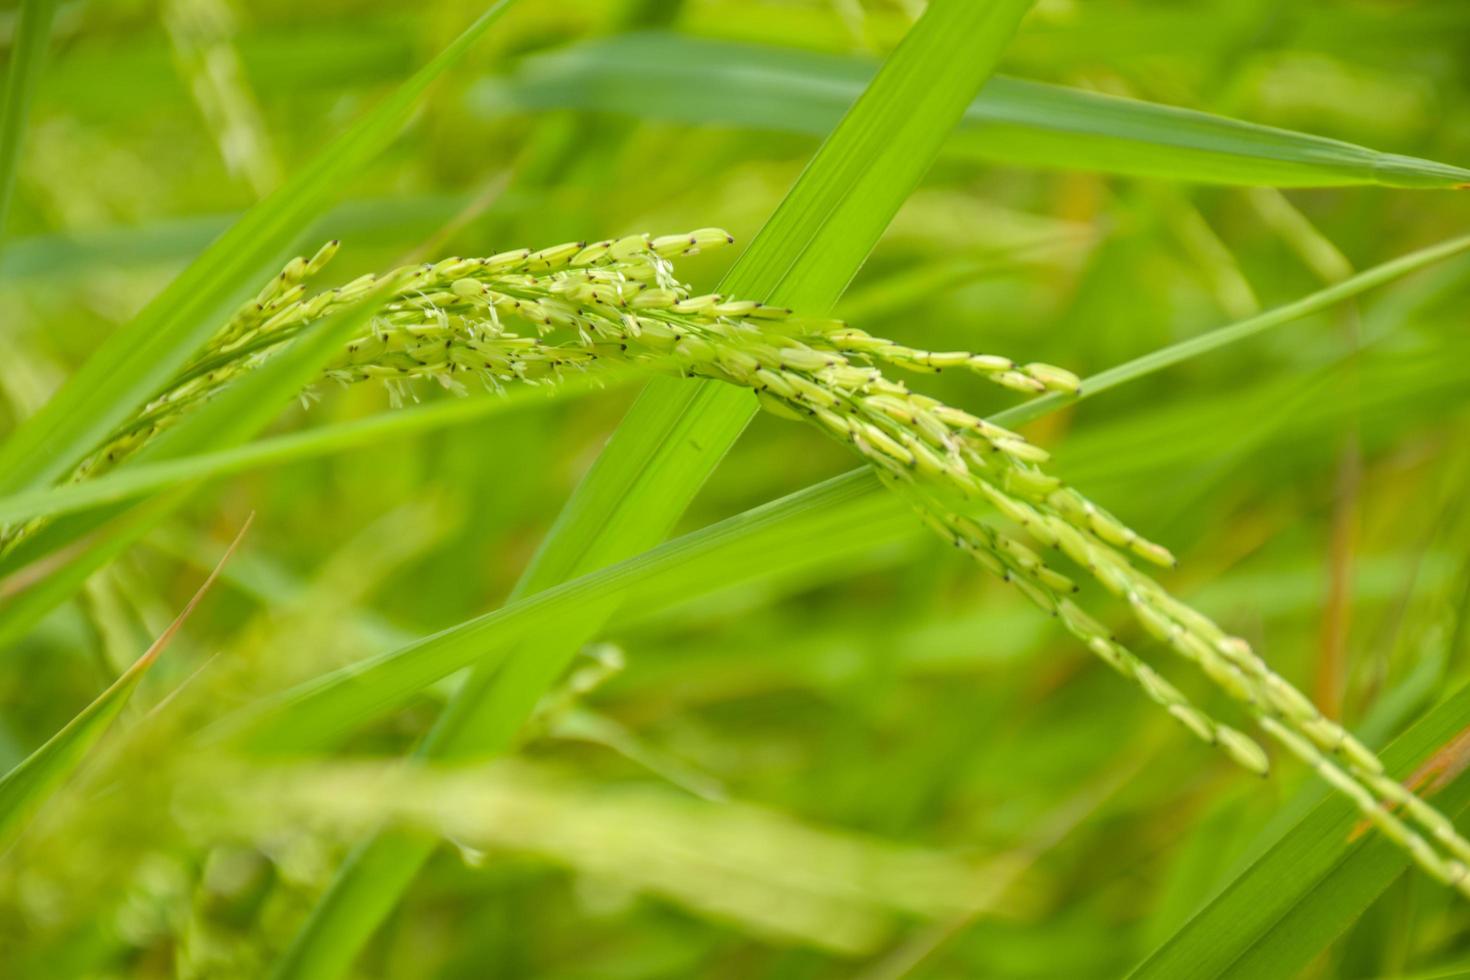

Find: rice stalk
[45,229,1470,900]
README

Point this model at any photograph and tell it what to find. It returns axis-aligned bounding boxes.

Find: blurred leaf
[474,33,1470,189]
[0,0,59,243]
[192,759,1012,956]
[0,193,476,281]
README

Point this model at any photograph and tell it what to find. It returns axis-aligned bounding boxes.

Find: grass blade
[0,0,516,496]
[0,515,250,845]
[0,0,59,244]
[996,232,1470,428]
[475,32,1470,189]
[270,2,1037,976]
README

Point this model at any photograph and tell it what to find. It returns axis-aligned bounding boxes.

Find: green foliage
[3,1,1470,978]
[0,0,59,244]
[477,31,1470,189]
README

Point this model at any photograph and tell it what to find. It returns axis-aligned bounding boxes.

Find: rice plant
[3,1,1470,977]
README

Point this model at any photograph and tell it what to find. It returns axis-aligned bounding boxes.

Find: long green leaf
[997,231,1470,428]
[1129,683,1470,980]
[270,2,1037,977]
[0,0,516,496]
[0,193,474,281]
[0,660,152,844]
[0,516,248,845]
[0,0,59,244]
[473,32,1470,189]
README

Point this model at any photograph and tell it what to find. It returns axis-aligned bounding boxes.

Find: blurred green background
[4,0,1470,976]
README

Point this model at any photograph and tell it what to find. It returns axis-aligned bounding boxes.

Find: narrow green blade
[997,232,1470,428]
[232,468,908,751]
[0,0,60,244]
[474,32,1470,189]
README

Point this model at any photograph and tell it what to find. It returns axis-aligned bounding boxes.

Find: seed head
[26,226,1470,902]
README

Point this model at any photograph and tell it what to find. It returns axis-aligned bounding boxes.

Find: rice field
[2,1,1470,977]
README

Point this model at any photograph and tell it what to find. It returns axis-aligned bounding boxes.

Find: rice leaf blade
[0,650,153,844]
[0,372,634,527]
[475,32,1470,189]
[0,0,60,245]
[233,467,908,751]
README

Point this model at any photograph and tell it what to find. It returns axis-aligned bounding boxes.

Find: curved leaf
[473,32,1470,189]
[0,0,59,244]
